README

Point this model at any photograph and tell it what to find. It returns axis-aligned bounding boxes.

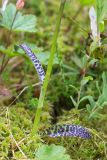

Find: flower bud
[16,0,25,10]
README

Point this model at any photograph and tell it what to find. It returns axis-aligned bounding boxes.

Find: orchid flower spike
[20,44,45,83]
[41,124,91,139]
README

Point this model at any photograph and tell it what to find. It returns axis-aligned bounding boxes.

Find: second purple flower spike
[41,124,91,139]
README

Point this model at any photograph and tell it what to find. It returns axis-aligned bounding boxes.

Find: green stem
[0,10,18,75]
[10,10,18,32]
[31,0,66,136]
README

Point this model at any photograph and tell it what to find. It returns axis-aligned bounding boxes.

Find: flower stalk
[31,0,66,136]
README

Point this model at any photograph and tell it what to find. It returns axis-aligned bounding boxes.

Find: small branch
[0,57,10,74]
[0,55,6,73]
[10,131,28,159]
[6,108,28,159]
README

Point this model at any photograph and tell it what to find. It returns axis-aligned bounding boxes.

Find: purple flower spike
[20,44,45,83]
[44,124,91,139]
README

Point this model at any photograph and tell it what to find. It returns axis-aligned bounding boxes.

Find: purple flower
[20,44,45,83]
[43,124,91,139]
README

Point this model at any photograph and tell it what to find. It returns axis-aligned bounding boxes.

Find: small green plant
[86,72,107,119]
[96,0,107,32]
[28,98,38,110]
[1,3,36,32]
[70,0,107,116]
[70,72,107,118]
[35,144,71,160]
[0,2,37,74]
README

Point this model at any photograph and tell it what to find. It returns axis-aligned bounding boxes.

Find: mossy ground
[0,105,107,159]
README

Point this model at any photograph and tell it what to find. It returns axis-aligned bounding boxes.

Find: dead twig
[6,108,28,159]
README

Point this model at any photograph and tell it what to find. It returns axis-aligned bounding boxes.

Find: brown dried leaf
[0,85,12,100]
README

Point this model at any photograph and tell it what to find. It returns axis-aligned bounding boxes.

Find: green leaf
[35,144,71,160]
[86,104,92,112]
[89,58,98,66]
[102,72,107,100]
[80,0,95,5]
[96,0,107,28]
[102,38,107,44]
[101,102,107,109]
[0,45,19,57]
[96,81,101,94]
[99,21,104,32]
[69,84,78,93]
[81,76,93,86]
[70,96,77,108]
[97,95,105,106]
[1,3,37,32]
[90,40,98,53]
[79,95,95,108]
[71,55,82,69]
[89,112,102,119]
[82,55,88,67]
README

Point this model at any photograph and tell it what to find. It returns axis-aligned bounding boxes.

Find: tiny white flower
[89,7,98,39]
[1,0,9,11]
[89,6,101,46]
